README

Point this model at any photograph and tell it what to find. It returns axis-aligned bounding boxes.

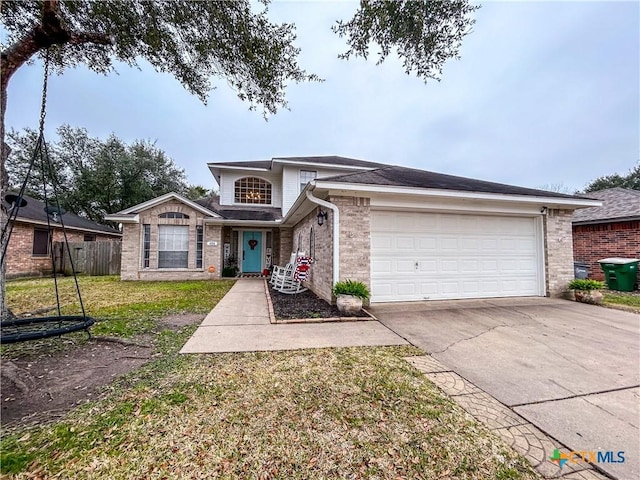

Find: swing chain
[38,50,50,137]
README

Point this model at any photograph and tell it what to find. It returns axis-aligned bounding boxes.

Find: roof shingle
[194,196,282,221]
[572,188,640,223]
[318,166,590,200]
[5,193,121,235]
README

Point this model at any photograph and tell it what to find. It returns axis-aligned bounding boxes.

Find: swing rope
[0,48,92,343]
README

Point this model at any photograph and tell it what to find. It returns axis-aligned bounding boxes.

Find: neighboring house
[106,156,599,303]
[572,188,640,282]
[4,193,122,278]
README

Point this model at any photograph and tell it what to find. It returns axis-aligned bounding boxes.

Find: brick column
[544,209,574,297]
[330,196,371,290]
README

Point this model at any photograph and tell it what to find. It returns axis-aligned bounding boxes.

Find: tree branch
[1,1,112,91]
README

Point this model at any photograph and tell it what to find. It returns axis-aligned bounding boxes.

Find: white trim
[117,192,220,217]
[104,213,140,223]
[535,216,547,296]
[299,169,317,194]
[316,181,602,209]
[369,195,546,216]
[207,164,270,172]
[232,175,274,207]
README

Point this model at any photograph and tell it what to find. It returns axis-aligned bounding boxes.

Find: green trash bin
[598,258,639,292]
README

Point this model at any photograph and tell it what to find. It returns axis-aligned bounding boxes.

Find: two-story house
[106,156,599,304]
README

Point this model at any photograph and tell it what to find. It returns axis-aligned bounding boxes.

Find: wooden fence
[54,241,121,276]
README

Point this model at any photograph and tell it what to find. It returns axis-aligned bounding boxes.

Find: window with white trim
[158,225,188,268]
[234,177,272,204]
[300,170,317,192]
[142,224,151,268]
[196,225,203,269]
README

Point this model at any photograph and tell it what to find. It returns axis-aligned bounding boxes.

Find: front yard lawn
[1,277,539,479]
[603,290,640,313]
[1,347,538,479]
[5,275,235,339]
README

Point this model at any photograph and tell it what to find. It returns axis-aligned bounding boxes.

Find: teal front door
[242,231,262,272]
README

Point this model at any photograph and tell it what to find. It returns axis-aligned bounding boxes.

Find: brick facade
[544,209,575,297]
[289,196,371,303]
[120,200,222,281]
[573,220,640,282]
[332,196,371,291]
[6,222,118,278]
[292,208,333,302]
[278,228,293,266]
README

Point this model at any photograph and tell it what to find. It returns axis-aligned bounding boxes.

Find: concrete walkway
[180,278,407,354]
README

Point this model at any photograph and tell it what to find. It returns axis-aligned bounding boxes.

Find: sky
[4,1,639,193]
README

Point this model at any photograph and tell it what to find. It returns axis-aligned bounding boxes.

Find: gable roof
[208,156,387,171]
[317,165,591,200]
[116,192,220,217]
[272,156,388,169]
[572,188,640,224]
[5,193,121,236]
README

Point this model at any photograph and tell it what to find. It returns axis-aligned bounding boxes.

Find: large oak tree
[1,0,478,316]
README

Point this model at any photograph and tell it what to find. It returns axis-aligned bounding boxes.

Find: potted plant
[333,280,370,315]
[568,279,605,305]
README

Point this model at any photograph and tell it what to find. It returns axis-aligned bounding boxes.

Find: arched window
[159,212,189,219]
[234,177,272,204]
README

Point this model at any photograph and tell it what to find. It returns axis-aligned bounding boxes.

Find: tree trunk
[0,0,111,319]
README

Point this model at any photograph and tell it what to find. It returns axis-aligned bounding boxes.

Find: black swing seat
[0,315,95,344]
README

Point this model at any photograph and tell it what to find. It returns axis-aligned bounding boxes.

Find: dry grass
[5,276,234,339]
[2,347,539,480]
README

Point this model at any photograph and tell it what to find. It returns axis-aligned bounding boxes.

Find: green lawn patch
[603,291,640,312]
[6,276,235,338]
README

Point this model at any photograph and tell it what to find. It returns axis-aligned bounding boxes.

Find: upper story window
[235,177,272,204]
[300,170,317,192]
[159,212,189,219]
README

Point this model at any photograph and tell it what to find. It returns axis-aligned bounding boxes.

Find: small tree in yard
[0,0,478,316]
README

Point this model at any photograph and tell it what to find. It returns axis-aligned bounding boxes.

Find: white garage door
[370,211,543,303]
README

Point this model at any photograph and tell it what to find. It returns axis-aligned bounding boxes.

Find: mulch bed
[269,288,368,320]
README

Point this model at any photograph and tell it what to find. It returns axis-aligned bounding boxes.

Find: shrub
[221,266,238,278]
[332,280,370,300]
[568,279,605,291]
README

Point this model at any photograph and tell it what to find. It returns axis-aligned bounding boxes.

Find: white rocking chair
[270,252,304,286]
[272,256,313,295]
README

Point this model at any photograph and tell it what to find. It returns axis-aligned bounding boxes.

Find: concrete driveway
[371,297,639,480]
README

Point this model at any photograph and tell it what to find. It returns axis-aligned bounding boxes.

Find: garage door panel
[397,282,416,295]
[395,260,415,273]
[418,260,437,273]
[439,237,459,250]
[371,259,392,273]
[371,212,542,302]
[417,238,437,250]
[441,259,459,273]
[371,235,393,249]
[395,237,415,250]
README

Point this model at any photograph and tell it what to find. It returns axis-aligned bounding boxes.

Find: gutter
[305,187,340,286]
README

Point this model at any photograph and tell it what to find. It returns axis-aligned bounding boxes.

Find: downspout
[305,188,339,286]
